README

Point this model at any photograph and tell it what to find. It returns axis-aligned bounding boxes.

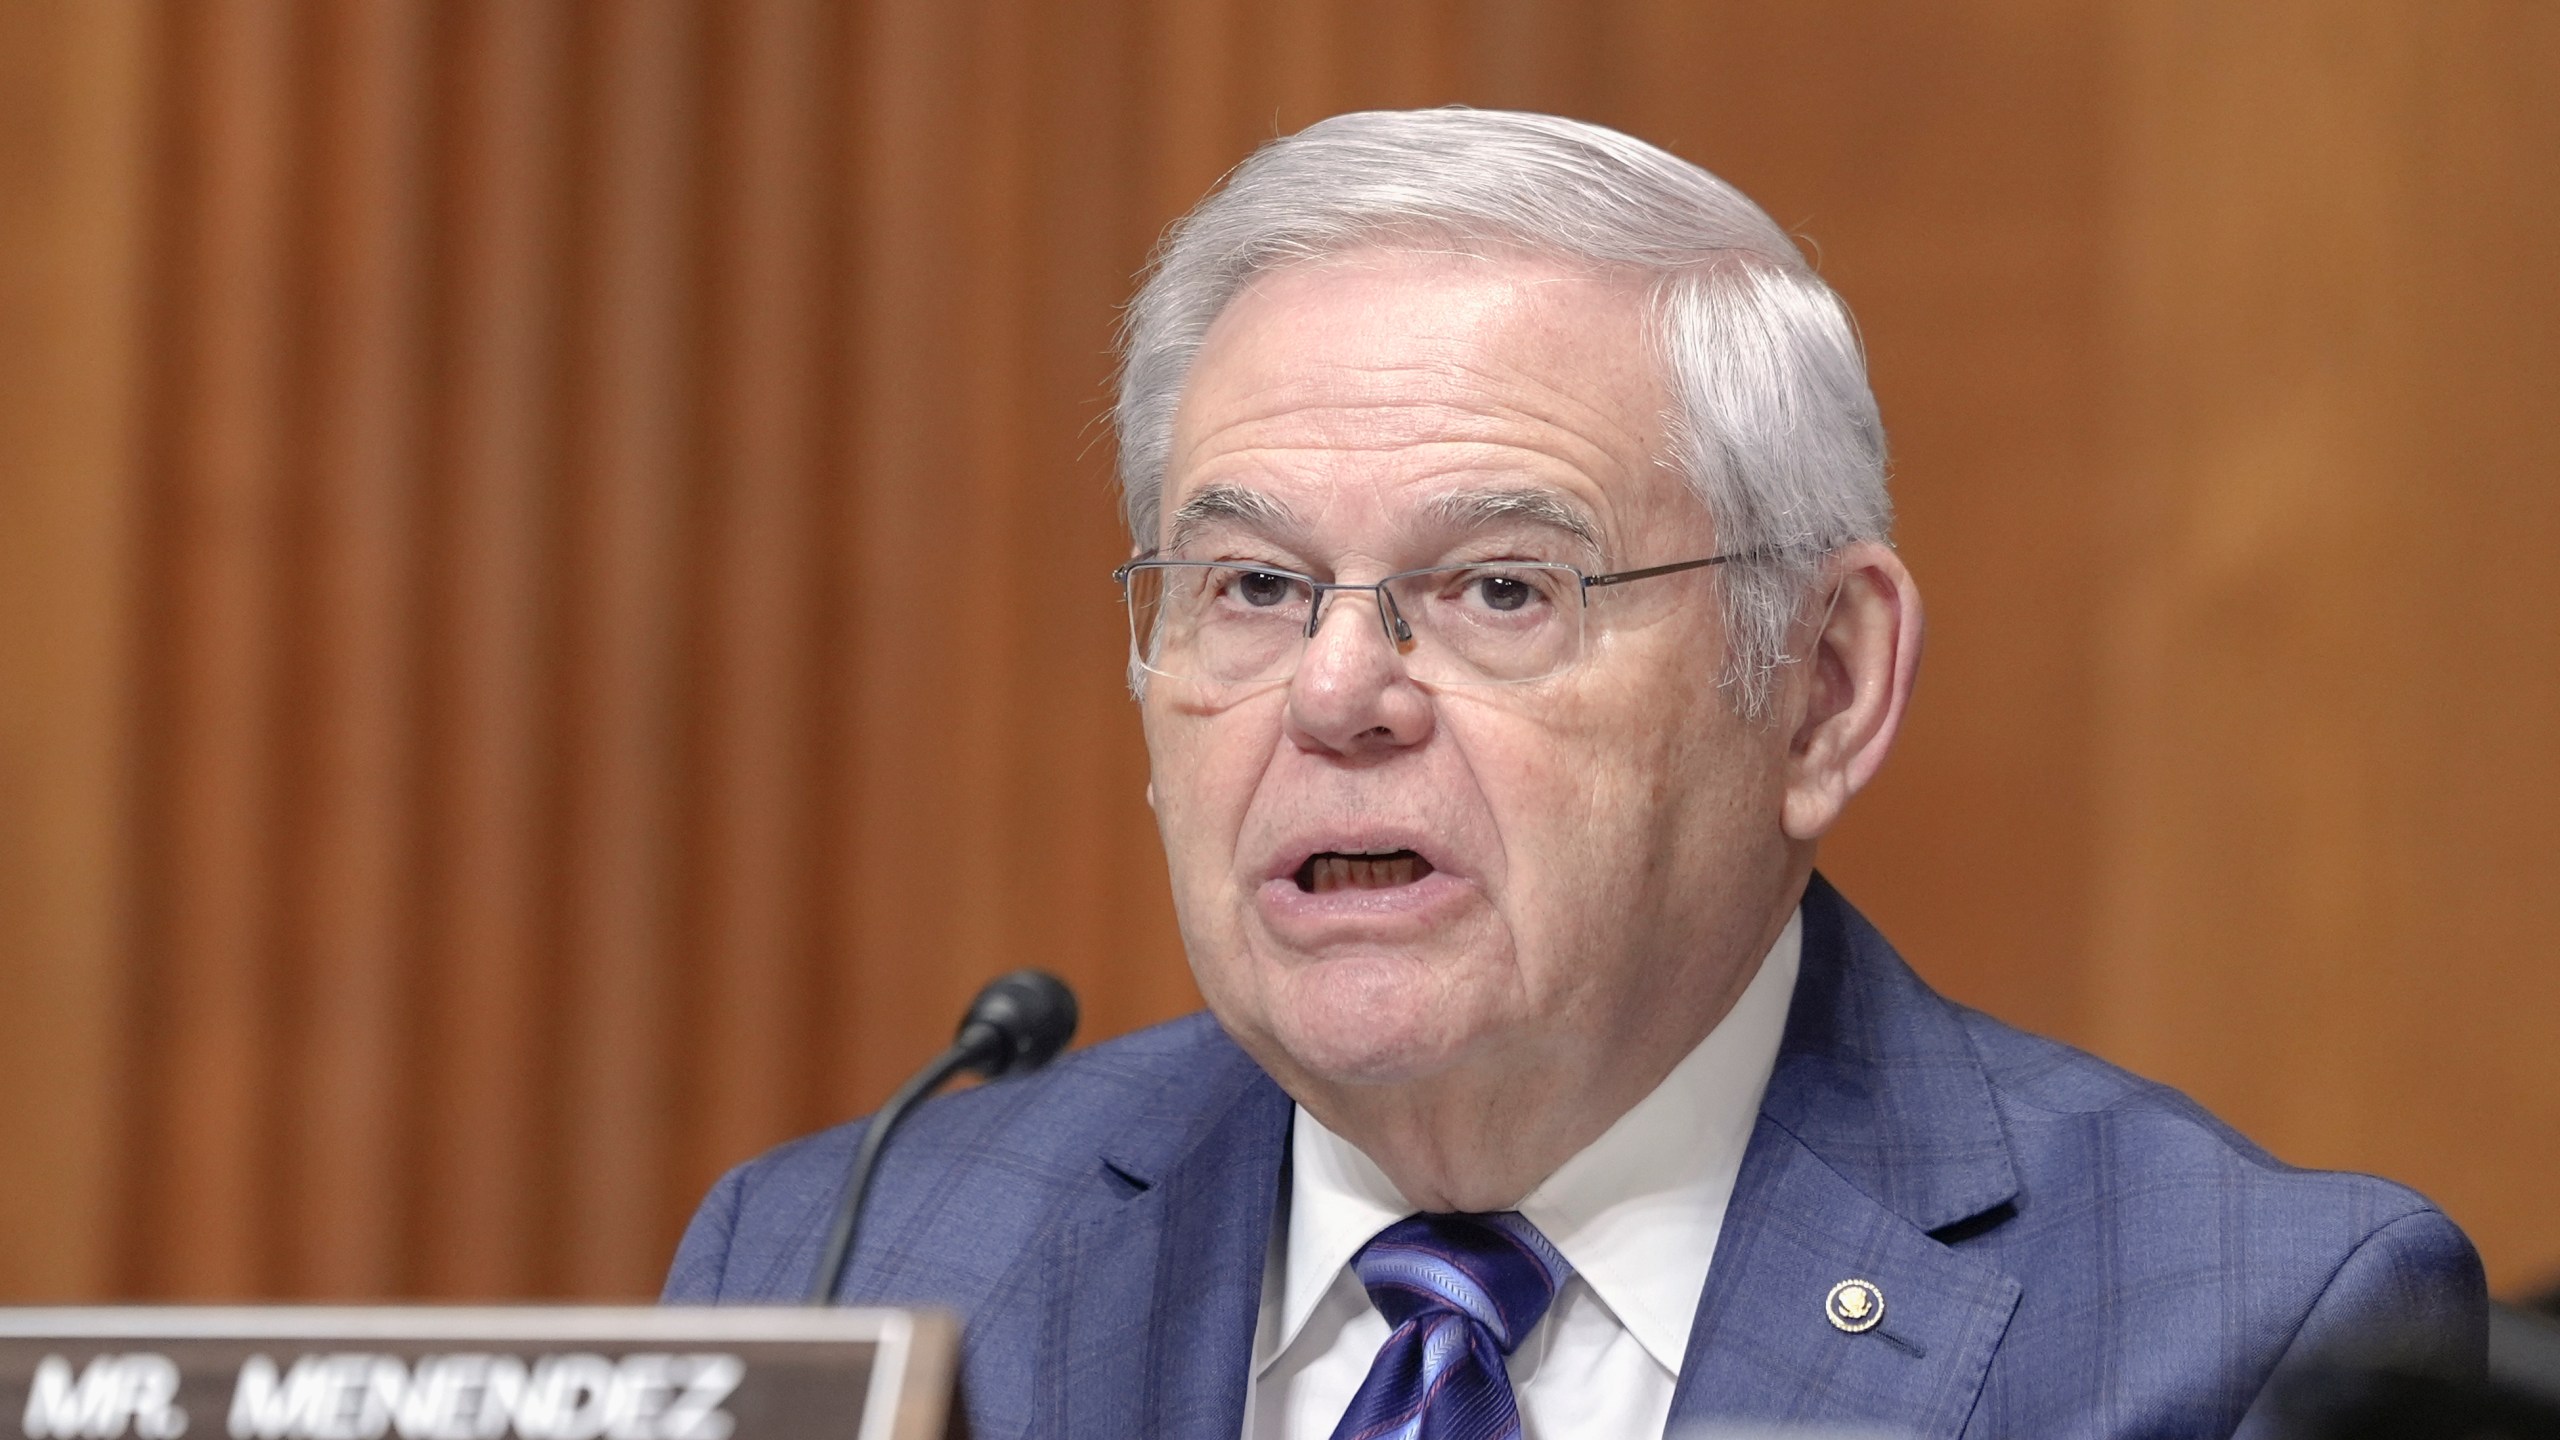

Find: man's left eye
[1470,575,1537,611]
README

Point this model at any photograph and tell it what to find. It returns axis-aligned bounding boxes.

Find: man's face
[1141,249,1799,1098]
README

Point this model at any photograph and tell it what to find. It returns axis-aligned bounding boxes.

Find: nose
[1283,586,1434,757]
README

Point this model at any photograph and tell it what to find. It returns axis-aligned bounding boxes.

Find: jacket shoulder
[1957,1002,2441,1225]
[1944,1004,2485,1430]
[1793,878,2482,1433]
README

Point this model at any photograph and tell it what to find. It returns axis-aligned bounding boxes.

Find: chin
[1255,953,1489,1088]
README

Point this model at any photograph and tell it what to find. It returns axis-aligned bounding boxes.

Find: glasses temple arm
[1581,553,1741,590]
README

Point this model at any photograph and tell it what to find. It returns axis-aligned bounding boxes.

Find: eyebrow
[1162,481,1605,557]
[1164,483,1302,551]
[1424,487,1604,552]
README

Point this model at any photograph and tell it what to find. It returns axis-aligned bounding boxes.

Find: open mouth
[1294,850,1436,894]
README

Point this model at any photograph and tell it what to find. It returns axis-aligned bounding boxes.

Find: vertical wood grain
[0,0,149,1300]
[939,0,1034,1072]
[554,0,700,1296]
[685,0,833,1200]
[282,0,429,1299]
[413,0,566,1300]
[132,0,297,1297]
[1139,0,1241,222]
[839,0,980,1110]
[1010,0,1193,1045]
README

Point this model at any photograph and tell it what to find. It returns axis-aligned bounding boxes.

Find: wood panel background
[1,0,2552,1302]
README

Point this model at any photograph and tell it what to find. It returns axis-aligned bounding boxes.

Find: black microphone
[805,969,1079,1304]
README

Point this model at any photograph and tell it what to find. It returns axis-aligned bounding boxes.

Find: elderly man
[666,110,2482,1438]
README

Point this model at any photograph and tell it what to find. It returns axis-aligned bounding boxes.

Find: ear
[1781,541,1923,840]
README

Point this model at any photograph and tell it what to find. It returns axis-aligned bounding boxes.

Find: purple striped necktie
[1328,1211,1574,1440]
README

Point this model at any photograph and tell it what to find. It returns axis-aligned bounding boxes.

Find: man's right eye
[1231,570,1297,607]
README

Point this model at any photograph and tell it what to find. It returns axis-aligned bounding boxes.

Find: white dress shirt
[1242,909,1802,1440]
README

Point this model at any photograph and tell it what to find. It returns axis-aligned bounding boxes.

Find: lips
[1254,831,1470,944]
[1295,850,1436,894]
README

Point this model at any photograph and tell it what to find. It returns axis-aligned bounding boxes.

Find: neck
[1284,873,1808,1212]
[1303,1055,1672,1212]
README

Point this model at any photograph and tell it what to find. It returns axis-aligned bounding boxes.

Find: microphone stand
[806,970,1077,1306]
[805,1028,999,1306]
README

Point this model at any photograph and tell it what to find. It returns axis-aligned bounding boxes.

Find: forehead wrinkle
[1179,388,1650,492]
[1222,350,1653,456]
[1179,354,1668,517]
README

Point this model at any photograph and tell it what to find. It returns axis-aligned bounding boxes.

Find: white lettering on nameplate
[224,1354,742,1440]
[22,1354,188,1440]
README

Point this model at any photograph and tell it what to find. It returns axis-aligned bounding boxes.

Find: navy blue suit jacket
[665,877,2485,1437]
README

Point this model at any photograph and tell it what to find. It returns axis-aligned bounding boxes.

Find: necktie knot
[1350,1211,1572,1356]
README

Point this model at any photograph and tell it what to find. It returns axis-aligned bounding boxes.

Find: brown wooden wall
[2,0,2553,1302]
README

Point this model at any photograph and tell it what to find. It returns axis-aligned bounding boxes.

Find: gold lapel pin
[1825,1278,1884,1333]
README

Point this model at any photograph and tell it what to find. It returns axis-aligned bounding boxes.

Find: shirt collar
[1259,908,1802,1376]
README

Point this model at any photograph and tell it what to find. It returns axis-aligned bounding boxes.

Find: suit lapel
[1031,1038,1292,1440]
[1668,875,2024,1436]
[1670,1117,2020,1434]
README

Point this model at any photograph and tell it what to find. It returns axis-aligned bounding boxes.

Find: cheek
[1453,682,1739,947]
[1142,698,1269,894]
[1444,702,1649,923]
[1521,758,1655,931]
[1618,699,1794,927]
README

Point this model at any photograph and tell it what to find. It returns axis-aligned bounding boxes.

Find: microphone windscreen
[958,969,1079,1078]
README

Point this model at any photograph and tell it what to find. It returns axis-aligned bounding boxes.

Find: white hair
[1113,108,1892,716]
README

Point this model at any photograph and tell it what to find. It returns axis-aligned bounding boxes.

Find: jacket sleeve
[2234,1206,2490,1437]
[661,1162,748,1302]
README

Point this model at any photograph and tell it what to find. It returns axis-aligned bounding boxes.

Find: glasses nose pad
[1376,586,1416,649]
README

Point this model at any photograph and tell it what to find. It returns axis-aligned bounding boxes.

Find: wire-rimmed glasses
[1112,553,1748,688]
